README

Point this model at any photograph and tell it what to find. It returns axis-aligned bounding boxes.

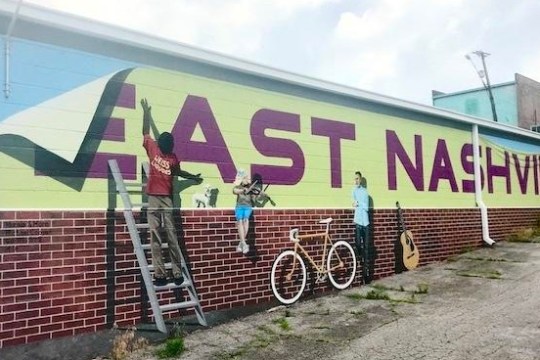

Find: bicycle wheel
[327,240,357,290]
[270,250,307,305]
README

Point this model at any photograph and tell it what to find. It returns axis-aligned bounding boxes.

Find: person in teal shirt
[352,171,371,283]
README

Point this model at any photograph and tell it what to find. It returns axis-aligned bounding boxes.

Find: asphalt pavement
[121,240,540,360]
[6,240,540,360]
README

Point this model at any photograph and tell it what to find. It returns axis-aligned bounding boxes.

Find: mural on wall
[1,40,540,209]
[478,135,540,206]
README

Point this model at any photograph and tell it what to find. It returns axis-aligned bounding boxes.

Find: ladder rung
[136,223,150,229]
[153,279,192,291]
[159,300,198,312]
[148,263,172,271]
[142,243,169,250]
[125,182,146,187]
[132,203,149,208]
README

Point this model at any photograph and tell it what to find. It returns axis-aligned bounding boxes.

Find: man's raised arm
[141,98,152,136]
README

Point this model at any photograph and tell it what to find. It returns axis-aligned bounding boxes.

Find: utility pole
[466,50,498,122]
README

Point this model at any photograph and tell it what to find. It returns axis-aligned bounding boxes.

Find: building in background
[432,73,540,132]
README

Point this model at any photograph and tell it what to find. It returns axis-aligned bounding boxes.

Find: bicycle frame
[286,219,344,280]
[271,217,357,305]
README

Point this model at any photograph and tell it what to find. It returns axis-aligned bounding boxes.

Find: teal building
[432,73,540,132]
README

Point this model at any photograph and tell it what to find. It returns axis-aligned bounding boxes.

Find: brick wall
[1,207,539,348]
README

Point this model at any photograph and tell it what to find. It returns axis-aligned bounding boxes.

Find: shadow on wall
[364,177,377,282]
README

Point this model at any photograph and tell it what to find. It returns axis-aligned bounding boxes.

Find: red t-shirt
[143,135,179,196]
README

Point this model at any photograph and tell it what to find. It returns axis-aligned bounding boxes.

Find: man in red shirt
[141,98,203,287]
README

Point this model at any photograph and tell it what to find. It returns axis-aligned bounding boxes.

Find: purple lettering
[172,95,236,182]
[386,130,424,191]
[460,143,484,193]
[102,118,125,142]
[486,147,511,194]
[311,117,355,188]
[250,109,305,185]
[428,139,458,192]
[535,155,539,195]
[513,154,531,194]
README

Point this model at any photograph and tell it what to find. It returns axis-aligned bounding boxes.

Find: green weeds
[456,269,502,279]
[156,337,185,359]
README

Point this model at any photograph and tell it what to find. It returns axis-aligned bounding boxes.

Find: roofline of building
[432,80,516,100]
[1,0,540,141]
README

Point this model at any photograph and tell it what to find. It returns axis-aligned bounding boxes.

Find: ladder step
[136,223,150,229]
[153,279,192,291]
[159,300,199,312]
[132,203,149,208]
[142,243,169,250]
[125,182,146,187]
[148,263,172,271]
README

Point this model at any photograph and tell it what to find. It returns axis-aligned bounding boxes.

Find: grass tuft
[345,293,363,301]
[415,283,429,294]
[456,269,502,279]
[365,288,390,300]
[273,317,291,331]
[350,309,366,316]
[156,337,185,359]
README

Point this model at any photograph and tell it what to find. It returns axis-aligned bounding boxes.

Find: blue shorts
[235,205,253,220]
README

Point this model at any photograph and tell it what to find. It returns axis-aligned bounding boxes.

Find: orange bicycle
[270,218,357,304]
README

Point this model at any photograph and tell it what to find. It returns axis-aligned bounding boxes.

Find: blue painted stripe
[482,134,540,154]
[1,38,136,121]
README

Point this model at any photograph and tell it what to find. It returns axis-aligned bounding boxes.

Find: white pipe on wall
[3,0,24,99]
[472,124,495,246]
[3,38,11,99]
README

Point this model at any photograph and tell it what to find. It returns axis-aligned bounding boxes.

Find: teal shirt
[352,185,369,226]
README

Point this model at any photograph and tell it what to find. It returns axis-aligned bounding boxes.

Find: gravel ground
[121,240,540,360]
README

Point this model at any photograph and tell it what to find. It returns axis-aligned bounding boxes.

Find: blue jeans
[355,224,372,282]
[148,195,183,279]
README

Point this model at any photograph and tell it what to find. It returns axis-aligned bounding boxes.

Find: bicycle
[270,218,357,305]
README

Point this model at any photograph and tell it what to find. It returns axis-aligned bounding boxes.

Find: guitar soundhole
[406,236,415,251]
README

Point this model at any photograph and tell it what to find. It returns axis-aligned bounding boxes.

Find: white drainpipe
[3,0,24,99]
[3,38,11,99]
[472,124,495,246]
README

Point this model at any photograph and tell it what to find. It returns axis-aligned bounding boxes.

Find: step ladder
[108,159,207,333]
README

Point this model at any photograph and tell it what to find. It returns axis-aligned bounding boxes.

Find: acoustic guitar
[396,201,419,270]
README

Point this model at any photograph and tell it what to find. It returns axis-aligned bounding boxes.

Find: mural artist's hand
[141,98,152,113]
[192,174,203,185]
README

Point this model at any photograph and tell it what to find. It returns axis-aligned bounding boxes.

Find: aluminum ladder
[108,159,207,333]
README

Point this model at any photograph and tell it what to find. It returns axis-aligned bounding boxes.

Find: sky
[18,0,540,105]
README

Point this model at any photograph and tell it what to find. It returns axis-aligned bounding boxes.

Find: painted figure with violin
[232,169,267,254]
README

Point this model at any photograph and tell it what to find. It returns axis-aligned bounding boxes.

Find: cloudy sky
[20,0,540,105]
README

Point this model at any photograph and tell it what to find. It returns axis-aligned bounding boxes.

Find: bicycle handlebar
[289,228,299,243]
[289,217,333,243]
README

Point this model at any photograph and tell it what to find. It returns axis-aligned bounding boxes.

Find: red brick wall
[1,207,539,347]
